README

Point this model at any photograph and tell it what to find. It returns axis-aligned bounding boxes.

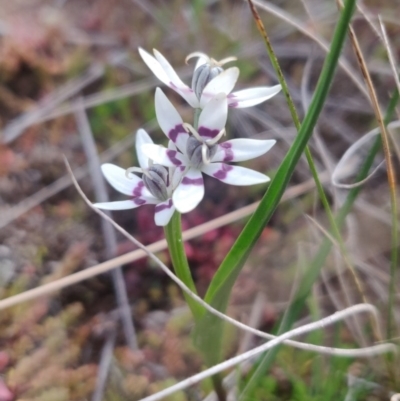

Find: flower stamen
[125,166,144,178]
[185,52,237,68]
[207,128,226,146]
[183,123,203,143]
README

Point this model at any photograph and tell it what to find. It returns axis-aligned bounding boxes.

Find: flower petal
[93,200,140,210]
[197,93,228,141]
[199,67,239,107]
[141,144,186,167]
[155,88,189,152]
[152,49,199,107]
[211,139,276,162]
[171,165,186,188]
[228,85,281,108]
[136,129,153,169]
[101,163,148,197]
[173,168,204,213]
[202,163,270,185]
[138,47,171,87]
[154,199,175,226]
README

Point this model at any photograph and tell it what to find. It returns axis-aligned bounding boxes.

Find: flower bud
[142,165,169,200]
[191,64,223,100]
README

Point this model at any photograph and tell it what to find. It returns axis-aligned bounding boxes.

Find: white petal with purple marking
[228,85,281,108]
[171,165,186,188]
[136,129,153,169]
[102,164,144,196]
[138,48,170,87]
[154,199,175,226]
[93,200,141,210]
[202,163,270,185]
[211,139,276,162]
[173,168,204,213]
[199,67,239,107]
[153,50,198,107]
[141,144,186,167]
[155,88,189,152]
[152,50,189,91]
[197,93,228,141]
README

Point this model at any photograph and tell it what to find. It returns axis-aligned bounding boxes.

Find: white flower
[138,48,281,109]
[140,88,276,213]
[94,129,179,226]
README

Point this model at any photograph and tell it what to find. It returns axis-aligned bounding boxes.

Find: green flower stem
[164,212,203,321]
[194,108,201,130]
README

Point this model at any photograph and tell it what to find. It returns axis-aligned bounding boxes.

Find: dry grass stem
[0,173,326,311]
[248,0,369,99]
[0,158,381,361]
[139,304,396,401]
[75,100,138,350]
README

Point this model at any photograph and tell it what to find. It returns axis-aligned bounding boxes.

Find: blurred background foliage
[0,0,399,400]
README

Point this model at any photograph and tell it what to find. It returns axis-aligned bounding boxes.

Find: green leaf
[194,0,357,367]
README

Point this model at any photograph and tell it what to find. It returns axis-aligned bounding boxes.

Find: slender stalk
[194,101,226,400]
[194,108,201,130]
[164,212,203,321]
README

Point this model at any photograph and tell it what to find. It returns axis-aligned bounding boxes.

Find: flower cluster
[95,48,281,226]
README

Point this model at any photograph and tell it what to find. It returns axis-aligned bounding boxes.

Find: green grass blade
[193,0,357,366]
[204,0,357,306]
[239,88,399,398]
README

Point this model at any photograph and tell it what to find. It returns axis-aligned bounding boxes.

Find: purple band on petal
[219,142,234,162]
[155,199,173,212]
[133,197,146,205]
[167,150,182,166]
[182,176,203,186]
[213,164,233,180]
[228,101,239,108]
[133,181,145,197]
[168,124,186,142]
[198,127,219,139]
